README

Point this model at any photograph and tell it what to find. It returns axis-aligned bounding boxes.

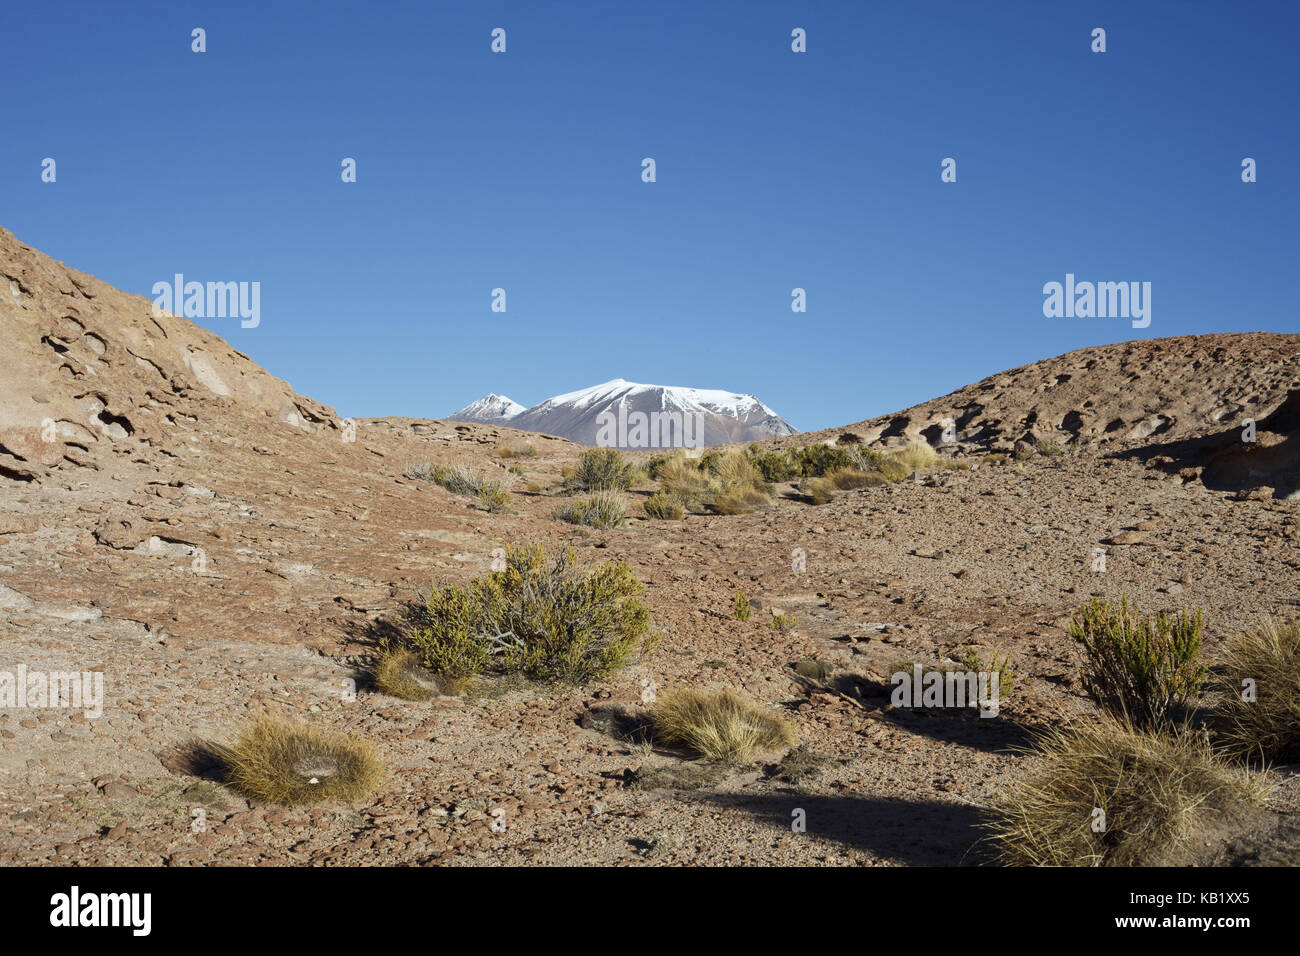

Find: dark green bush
[406,544,653,685]
[1068,597,1206,727]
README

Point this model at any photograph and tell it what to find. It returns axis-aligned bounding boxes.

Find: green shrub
[732,590,752,622]
[477,478,513,513]
[646,455,670,480]
[643,491,685,520]
[405,544,653,685]
[570,448,637,491]
[1068,597,1207,727]
[749,449,801,482]
[551,490,626,529]
[770,611,798,633]
[1216,619,1300,763]
[1036,439,1064,457]
[792,443,858,478]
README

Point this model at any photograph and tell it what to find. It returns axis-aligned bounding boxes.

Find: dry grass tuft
[642,491,685,520]
[652,686,797,762]
[984,718,1265,866]
[218,713,384,807]
[372,648,452,700]
[656,454,715,507]
[887,440,939,472]
[1216,618,1300,763]
[551,490,626,528]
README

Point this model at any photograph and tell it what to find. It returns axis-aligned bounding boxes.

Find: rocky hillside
[1,228,1297,867]
[790,333,1298,452]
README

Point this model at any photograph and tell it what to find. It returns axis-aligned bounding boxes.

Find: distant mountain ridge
[447,379,796,448]
[445,393,525,424]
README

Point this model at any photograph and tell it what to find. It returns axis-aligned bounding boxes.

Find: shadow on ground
[687,790,990,865]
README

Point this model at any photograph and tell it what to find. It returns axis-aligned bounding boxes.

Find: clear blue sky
[4,1,1296,431]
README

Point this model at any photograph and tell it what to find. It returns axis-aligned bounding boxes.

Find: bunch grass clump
[1068,596,1206,727]
[551,490,627,529]
[656,454,715,508]
[984,718,1265,866]
[405,544,653,685]
[1216,618,1300,763]
[218,713,384,807]
[889,440,939,472]
[370,648,473,699]
[406,462,512,511]
[652,686,798,762]
[642,491,685,520]
[568,448,638,492]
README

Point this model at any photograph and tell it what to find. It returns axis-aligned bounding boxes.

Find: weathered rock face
[784,333,1300,455]
[0,227,340,484]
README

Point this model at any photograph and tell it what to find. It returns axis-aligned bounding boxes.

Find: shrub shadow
[687,790,990,866]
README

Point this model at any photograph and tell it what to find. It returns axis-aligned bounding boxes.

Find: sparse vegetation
[218,713,384,807]
[405,544,653,685]
[551,490,627,529]
[1216,618,1300,763]
[476,477,513,513]
[1036,439,1064,457]
[770,611,798,633]
[642,491,685,520]
[748,448,801,482]
[713,484,770,515]
[955,646,1019,699]
[1068,597,1206,727]
[372,648,437,700]
[884,651,1016,710]
[568,448,638,492]
[407,462,512,512]
[496,443,536,459]
[652,686,798,762]
[732,589,752,621]
[656,454,714,508]
[651,448,771,514]
[984,718,1265,866]
[890,440,939,472]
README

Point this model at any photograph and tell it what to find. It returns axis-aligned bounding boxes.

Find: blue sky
[4,1,1296,431]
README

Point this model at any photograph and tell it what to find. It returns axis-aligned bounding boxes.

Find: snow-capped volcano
[485,379,796,448]
[445,393,525,424]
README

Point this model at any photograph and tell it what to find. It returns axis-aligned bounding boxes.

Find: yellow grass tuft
[1216,618,1300,762]
[372,648,450,700]
[984,717,1265,866]
[887,440,939,472]
[218,713,384,807]
[652,686,797,762]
